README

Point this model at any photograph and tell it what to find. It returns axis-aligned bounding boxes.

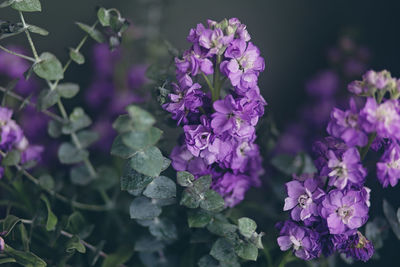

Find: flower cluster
[277,69,400,262]
[164,18,267,207]
[0,107,43,178]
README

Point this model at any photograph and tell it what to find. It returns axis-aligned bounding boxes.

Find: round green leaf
[69,48,85,65]
[143,176,176,199]
[235,242,258,261]
[126,105,155,130]
[210,238,237,263]
[129,146,163,177]
[200,190,225,212]
[97,7,110,26]
[76,22,105,43]
[121,127,162,151]
[120,163,153,191]
[129,196,161,220]
[11,0,41,12]
[58,142,88,164]
[238,217,257,238]
[37,89,59,111]
[177,171,194,187]
[33,52,64,80]
[56,83,79,98]
[27,24,48,35]
[111,135,136,159]
[188,209,212,228]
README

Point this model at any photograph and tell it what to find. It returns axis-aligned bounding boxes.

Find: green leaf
[112,114,133,133]
[101,246,133,267]
[33,52,64,80]
[148,218,177,241]
[238,217,257,239]
[47,120,62,138]
[97,7,110,26]
[69,48,85,65]
[58,142,88,164]
[134,236,164,252]
[398,208,400,224]
[143,176,176,199]
[271,153,316,176]
[383,199,400,240]
[11,0,41,12]
[120,163,153,191]
[177,171,194,187]
[365,217,388,250]
[2,215,21,236]
[193,175,212,194]
[18,223,29,251]
[129,146,164,177]
[0,258,16,264]
[66,235,86,254]
[126,105,155,131]
[2,150,21,166]
[129,196,161,220]
[198,255,219,267]
[4,245,46,267]
[40,194,58,231]
[161,157,171,171]
[37,89,59,111]
[188,209,212,228]
[56,83,79,98]
[200,190,225,212]
[180,189,201,209]
[235,242,258,261]
[76,22,105,43]
[27,24,48,35]
[121,127,163,151]
[0,0,15,8]
[207,219,237,238]
[76,130,99,148]
[111,135,136,159]
[210,238,237,263]
[62,107,91,134]
[38,174,55,191]
[66,212,93,239]
[90,165,118,191]
[70,164,92,186]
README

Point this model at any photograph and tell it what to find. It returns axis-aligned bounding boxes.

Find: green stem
[262,244,273,267]
[19,11,39,61]
[201,72,214,92]
[360,132,377,161]
[212,55,222,102]
[277,251,297,267]
[0,45,36,62]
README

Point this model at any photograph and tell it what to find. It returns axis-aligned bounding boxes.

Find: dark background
[1,1,400,266]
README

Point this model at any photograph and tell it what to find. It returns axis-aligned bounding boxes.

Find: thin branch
[19,11,39,61]
[0,86,66,123]
[0,150,111,212]
[0,45,36,62]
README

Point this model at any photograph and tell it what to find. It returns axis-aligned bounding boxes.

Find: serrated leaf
[33,52,64,80]
[58,142,88,164]
[76,130,99,148]
[40,194,58,231]
[126,105,155,131]
[97,7,110,26]
[3,245,46,267]
[69,48,85,65]
[101,246,133,267]
[70,164,92,185]
[11,0,41,12]
[129,196,161,220]
[235,242,258,261]
[2,150,20,166]
[238,217,257,239]
[121,127,163,151]
[200,190,225,212]
[129,146,164,177]
[383,199,400,240]
[56,83,79,98]
[177,171,194,187]
[37,89,59,111]
[143,176,176,199]
[120,163,153,191]
[62,107,91,134]
[76,22,105,43]
[210,238,237,263]
[111,135,136,159]
[66,235,86,254]
[2,215,21,237]
[27,24,48,35]
[188,209,212,228]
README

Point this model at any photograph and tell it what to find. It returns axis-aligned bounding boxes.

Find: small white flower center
[289,235,302,250]
[337,205,354,224]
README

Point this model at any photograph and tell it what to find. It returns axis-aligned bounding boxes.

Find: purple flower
[338,232,374,262]
[306,70,339,98]
[360,98,400,140]
[0,107,24,151]
[363,70,391,90]
[277,221,321,260]
[320,189,369,235]
[170,145,210,177]
[327,98,368,147]
[283,178,325,221]
[327,148,366,189]
[212,172,252,207]
[376,142,400,187]
[21,145,44,165]
[183,116,213,157]
[128,64,148,89]
[163,75,205,125]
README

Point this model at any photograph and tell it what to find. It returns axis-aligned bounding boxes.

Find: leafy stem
[0,150,110,212]
[0,45,36,62]
[277,251,297,267]
[19,11,39,61]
